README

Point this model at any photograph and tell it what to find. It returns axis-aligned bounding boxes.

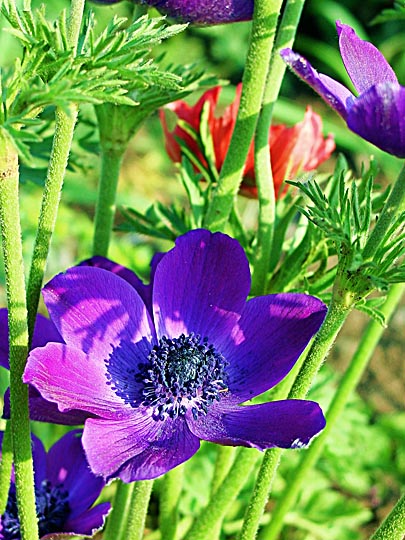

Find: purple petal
[2,386,90,425]
[188,399,326,450]
[153,230,250,348]
[0,310,63,370]
[62,502,111,538]
[223,294,327,401]
[0,309,9,369]
[24,343,134,419]
[83,414,200,481]
[42,266,156,359]
[347,82,405,158]
[336,21,398,94]
[281,49,353,119]
[79,255,152,313]
[31,434,47,486]
[46,431,106,518]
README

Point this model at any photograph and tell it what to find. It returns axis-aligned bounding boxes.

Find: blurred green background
[0,2,404,538]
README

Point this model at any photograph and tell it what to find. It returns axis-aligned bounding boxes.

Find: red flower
[160,85,335,198]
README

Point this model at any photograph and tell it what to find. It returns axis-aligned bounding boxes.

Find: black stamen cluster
[138,333,228,420]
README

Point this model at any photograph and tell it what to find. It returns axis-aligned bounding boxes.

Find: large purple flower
[91,0,253,24]
[281,21,405,157]
[0,430,110,539]
[24,230,327,482]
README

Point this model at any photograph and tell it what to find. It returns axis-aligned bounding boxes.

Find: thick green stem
[126,480,154,540]
[370,493,405,540]
[251,0,307,294]
[159,465,184,540]
[260,282,405,540]
[363,162,405,260]
[103,481,135,540]
[184,448,259,540]
[0,129,38,540]
[203,0,283,231]
[0,421,13,514]
[211,446,237,494]
[92,145,125,257]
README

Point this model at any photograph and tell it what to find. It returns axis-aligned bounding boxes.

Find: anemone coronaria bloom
[160,85,335,197]
[91,0,253,24]
[25,229,327,482]
[281,21,405,158]
[0,431,110,540]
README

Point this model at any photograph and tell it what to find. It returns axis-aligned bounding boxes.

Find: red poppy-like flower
[160,85,335,198]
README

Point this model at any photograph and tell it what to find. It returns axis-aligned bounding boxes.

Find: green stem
[370,493,405,540]
[203,0,283,231]
[184,448,259,540]
[251,0,307,294]
[260,282,405,540]
[211,446,237,494]
[126,480,154,540]
[103,481,135,540]
[363,162,405,260]
[0,421,13,514]
[159,465,184,540]
[0,128,38,540]
[92,144,125,257]
[26,0,85,334]
[238,289,353,540]
[26,106,78,335]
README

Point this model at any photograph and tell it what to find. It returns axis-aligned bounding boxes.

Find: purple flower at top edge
[90,0,253,24]
[24,229,327,482]
[0,430,110,540]
[281,21,405,158]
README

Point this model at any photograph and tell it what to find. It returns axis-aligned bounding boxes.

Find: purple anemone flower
[281,21,405,157]
[24,229,327,482]
[0,430,110,539]
[91,0,253,24]
[0,309,88,425]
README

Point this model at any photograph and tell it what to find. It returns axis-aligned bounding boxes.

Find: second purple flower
[24,230,327,481]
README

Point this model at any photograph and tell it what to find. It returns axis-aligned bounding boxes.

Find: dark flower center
[106,333,228,420]
[2,480,70,540]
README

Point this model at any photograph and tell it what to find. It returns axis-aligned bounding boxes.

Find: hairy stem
[0,128,38,540]
[159,466,184,540]
[203,0,283,231]
[126,480,154,540]
[261,283,405,540]
[251,0,307,294]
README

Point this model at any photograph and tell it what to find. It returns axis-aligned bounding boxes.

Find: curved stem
[159,465,185,540]
[0,129,38,540]
[260,282,405,540]
[26,0,85,335]
[184,448,259,540]
[370,493,405,540]
[26,105,78,335]
[239,293,353,540]
[203,0,283,231]
[126,480,154,540]
[251,0,307,294]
